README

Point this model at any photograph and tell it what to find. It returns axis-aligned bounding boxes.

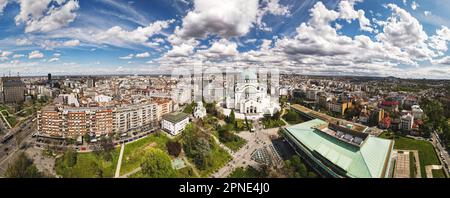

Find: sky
[0,0,450,79]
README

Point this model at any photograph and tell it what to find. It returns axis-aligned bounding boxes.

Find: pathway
[119,167,141,178]
[425,165,443,178]
[114,143,125,178]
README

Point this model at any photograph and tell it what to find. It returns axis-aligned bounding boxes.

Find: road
[0,116,36,177]
[431,132,450,177]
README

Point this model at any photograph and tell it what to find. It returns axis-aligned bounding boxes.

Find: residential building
[161,112,190,136]
[400,113,414,131]
[2,77,26,103]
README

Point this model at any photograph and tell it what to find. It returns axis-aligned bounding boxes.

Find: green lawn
[56,148,120,178]
[222,134,246,152]
[235,119,253,131]
[129,161,198,178]
[262,118,286,129]
[379,133,441,178]
[432,169,447,178]
[202,144,231,177]
[120,132,170,175]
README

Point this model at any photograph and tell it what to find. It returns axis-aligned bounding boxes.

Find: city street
[0,117,36,177]
[432,132,450,176]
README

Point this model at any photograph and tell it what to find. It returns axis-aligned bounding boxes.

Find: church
[224,70,280,119]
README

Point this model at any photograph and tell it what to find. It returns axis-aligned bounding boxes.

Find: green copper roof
[285,119,393,178]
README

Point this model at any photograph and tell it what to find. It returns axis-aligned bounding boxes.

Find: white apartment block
[161,112,190,136]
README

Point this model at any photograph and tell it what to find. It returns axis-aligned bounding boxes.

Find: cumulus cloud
[338,0,373,32]
[166,43,195,57]
[376,4,434,60]
[429,26,450,55]
[15,0,80,33]
[135,52,150,58]
[177,0,259,39]
[256,0,291,31]
[28,50,44,59]
[93,20,174,47]
[197,39,239,59]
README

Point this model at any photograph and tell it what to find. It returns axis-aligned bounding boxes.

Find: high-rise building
[48,73,52,82]
[2,77,26,104]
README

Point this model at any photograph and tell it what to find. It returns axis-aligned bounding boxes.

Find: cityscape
[0,0,449,182]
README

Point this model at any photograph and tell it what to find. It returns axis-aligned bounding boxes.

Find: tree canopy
[140,149,176,178]
[5,152,43,178]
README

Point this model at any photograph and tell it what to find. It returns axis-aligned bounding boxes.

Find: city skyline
[0,0,450,78]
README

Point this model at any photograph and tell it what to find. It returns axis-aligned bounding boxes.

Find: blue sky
[0,0,449,78]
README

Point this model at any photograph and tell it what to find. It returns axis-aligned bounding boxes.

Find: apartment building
[112,103,158,134]
[37,102,164,139]
[37,106,114,138]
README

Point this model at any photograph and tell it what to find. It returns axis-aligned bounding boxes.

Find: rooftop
[285,119,393,178]
[163,112,189,123]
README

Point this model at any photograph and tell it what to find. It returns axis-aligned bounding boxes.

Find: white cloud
[63,39,80,47]
[16,38,32,46]
[429,26,450,55]
[376,4,434,60]
[256,0,291,31]
[12,54,25,59]
[93,19,174,47]
[28,50,44,59]
[15,0,80,33]
[338,0,373,32]
[431,56,450,65]
[48,57,59,62]
[197,39,239,59]
[411,1,419,10]
[166,43,195,57]
[0,0,8,14]
[0,50,13,61]
[53,53,61,57]
[177,0,259,39]
[424,11,431,16]
[135,52,150,58]
[119,54,134,60]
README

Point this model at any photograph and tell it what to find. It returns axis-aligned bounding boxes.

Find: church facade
[225,71,280,118]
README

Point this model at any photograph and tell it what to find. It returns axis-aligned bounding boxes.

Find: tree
[283,155,316,178]
[284,110,300,123]
[228,109,236,125]
[5,152,43,178]
[63,148,78,167]
[141,149,176,178]
[166,141,182,157]
[93,137,114,161]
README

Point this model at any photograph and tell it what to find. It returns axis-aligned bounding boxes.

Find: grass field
[120,132,170,175]
[222,134,246,152]
[380,133,441,178]
[56,148,120,178]
[432,169,447,178]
